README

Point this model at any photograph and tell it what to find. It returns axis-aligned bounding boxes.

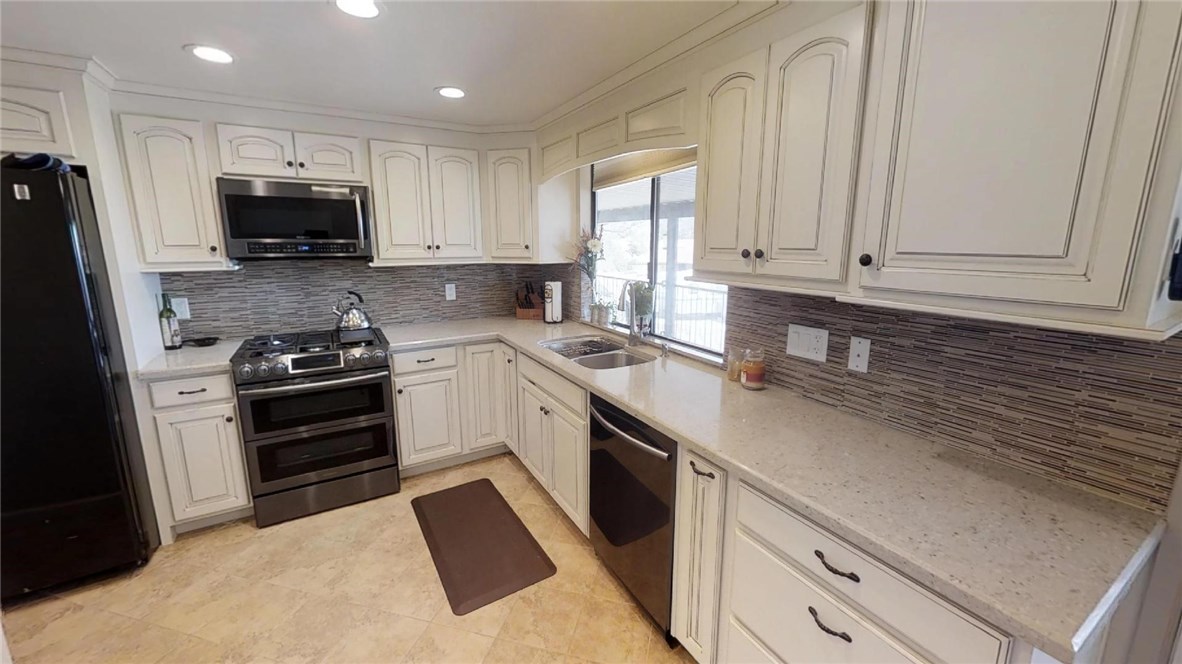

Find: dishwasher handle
[590,406,672,461]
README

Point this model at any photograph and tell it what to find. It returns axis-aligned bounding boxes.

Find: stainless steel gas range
[230,328,399,527]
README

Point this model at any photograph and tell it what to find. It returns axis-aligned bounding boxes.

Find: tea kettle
[333,290,372,331]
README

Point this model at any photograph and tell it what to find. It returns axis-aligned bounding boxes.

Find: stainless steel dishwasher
[588,395,678,639]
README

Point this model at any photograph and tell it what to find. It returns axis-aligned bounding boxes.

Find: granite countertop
[137,318,1163,661]
[137,337,247,380]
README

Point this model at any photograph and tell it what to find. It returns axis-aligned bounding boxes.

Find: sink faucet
[617,280,652,347]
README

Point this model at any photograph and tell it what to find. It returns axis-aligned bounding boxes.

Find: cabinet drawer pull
[814,550,860,583]
[416,358,436,364]
[177,388,208,395]
[808,606,852,643]
[689,460,715,479]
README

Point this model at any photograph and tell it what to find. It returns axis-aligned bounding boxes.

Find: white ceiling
[0,1,736,127]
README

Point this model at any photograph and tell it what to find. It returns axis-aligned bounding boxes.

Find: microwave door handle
[589,406,671,461]
[353,191,365,243]
[238,370,388,395]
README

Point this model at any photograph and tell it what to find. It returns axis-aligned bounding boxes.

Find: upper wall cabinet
[693,49,767,274]
[858,1,1178,309]
[428,146,483,260]
[486,148,534,259]
[120,114,226,269]
[217,124,362,182]
[0,85,75,157]
[694,6,867,284]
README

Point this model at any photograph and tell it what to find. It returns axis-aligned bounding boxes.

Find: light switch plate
[848,336,870,373]
[787,324,828,362]
[445,283,456,301]
[171,297,191,320]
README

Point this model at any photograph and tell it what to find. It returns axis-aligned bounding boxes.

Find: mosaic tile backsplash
[725,287,1182,513]
[160,261,583,338]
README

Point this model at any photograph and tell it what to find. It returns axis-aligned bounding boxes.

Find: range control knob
[345,354,358,367]
[237,364,255,380]
[273,363,288,376]
[360,352,372,365]
[255,363,271,377]
[372,350,387,364]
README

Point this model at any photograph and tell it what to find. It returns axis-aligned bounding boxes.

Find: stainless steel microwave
[217,178,372,259]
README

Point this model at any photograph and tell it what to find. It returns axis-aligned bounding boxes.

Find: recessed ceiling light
[336,0,379,19]
[185,44,233,64]
[437,87,465,99]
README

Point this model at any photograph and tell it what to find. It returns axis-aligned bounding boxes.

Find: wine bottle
[159,293,182,350]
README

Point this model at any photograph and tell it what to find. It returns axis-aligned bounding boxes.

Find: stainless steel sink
[538,335,626,359]
[572,350,654,370]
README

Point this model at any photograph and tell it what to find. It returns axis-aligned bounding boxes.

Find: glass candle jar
[740,349,767,390]
[726,348,744,382]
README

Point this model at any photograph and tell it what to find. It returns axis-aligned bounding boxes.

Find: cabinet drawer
[737,484,1007,663]
[148,373,234,409]
[730,531,916,664]
[518,354,586,416]
[392,346,458,375]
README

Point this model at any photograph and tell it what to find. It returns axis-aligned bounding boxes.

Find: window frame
[590,164,724,357]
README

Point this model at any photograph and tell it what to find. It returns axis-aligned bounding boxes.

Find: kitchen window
[593,165,727,355]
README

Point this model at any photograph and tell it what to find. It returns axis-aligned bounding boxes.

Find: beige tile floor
[2,453,695,664]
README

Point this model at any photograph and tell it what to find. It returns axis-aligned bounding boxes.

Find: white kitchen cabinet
[858,0,1177,308]
[154,402,250,521]
[693,48,766,275]
[693,6,866,285]
[518,379,550,482]
[672,452,726,664]
[370,140,434,262]
[0,84,75,157]
[216,124,296,178]
[486,148,534,259]
[428,146,483,259]
[217,123,361,181]
[548,400,586,527]
[462,342,517,453]
[755,7,865,282]
[394,369,465,466]
[120,114,226,268]
[293,132,363,182]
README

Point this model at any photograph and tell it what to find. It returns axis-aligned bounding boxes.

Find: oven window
[253,421,391,485]
[224,195,361,240]
[246,380,387,435]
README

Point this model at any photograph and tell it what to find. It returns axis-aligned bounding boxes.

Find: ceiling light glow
[437,87,465,99]
[336,0,379,19]
[185,44,233,64]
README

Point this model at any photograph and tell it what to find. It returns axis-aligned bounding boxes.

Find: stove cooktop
[231,328,389,384]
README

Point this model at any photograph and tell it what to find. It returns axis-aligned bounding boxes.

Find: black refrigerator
[1,167,159,599]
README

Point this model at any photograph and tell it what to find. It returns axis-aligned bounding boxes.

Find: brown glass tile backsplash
[159,261,583,338]
[725,287,1182,513]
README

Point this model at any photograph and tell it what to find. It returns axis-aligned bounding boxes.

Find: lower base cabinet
[154,401,250,521]
[672,451,727,663]
[394,368,464,466]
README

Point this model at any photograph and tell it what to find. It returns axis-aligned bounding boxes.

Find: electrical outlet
[445,283,456,301]
[848,336,870,373]
[787,324,828,362]
[172,297,191,320]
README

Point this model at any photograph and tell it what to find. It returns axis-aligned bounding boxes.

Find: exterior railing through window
[594,274,727,354]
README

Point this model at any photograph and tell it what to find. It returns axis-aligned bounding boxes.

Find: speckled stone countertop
[137,337,247,380]
[137,318,1162,661]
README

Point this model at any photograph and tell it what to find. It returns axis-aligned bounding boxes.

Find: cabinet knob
[435,244,441,250]
[524,244,530,250]
[298,161,306,169]
[427,244,432,251]
[539,405,545,413]
[397,388,404,395]
[507,358,513,364]
[209,245,217,253]
[285,160,294,168]
[754,248,765,260]
[740,249,751,259]
[225,415,234,423]
[858,253,873,267]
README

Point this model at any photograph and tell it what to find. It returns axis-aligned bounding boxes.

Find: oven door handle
[589,406,671,461]
[238,370,388,395]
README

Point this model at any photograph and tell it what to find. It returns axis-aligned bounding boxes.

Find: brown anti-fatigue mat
[411,478,556,615]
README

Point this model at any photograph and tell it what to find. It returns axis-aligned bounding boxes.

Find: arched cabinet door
[120,115,224,266]
[369,140,434,262]
[216,124,296,178]
[756,6,867,282]
[428,146,484,259]
[294,132,363,182]
[693,48,767,275]
[486,148,534,259]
